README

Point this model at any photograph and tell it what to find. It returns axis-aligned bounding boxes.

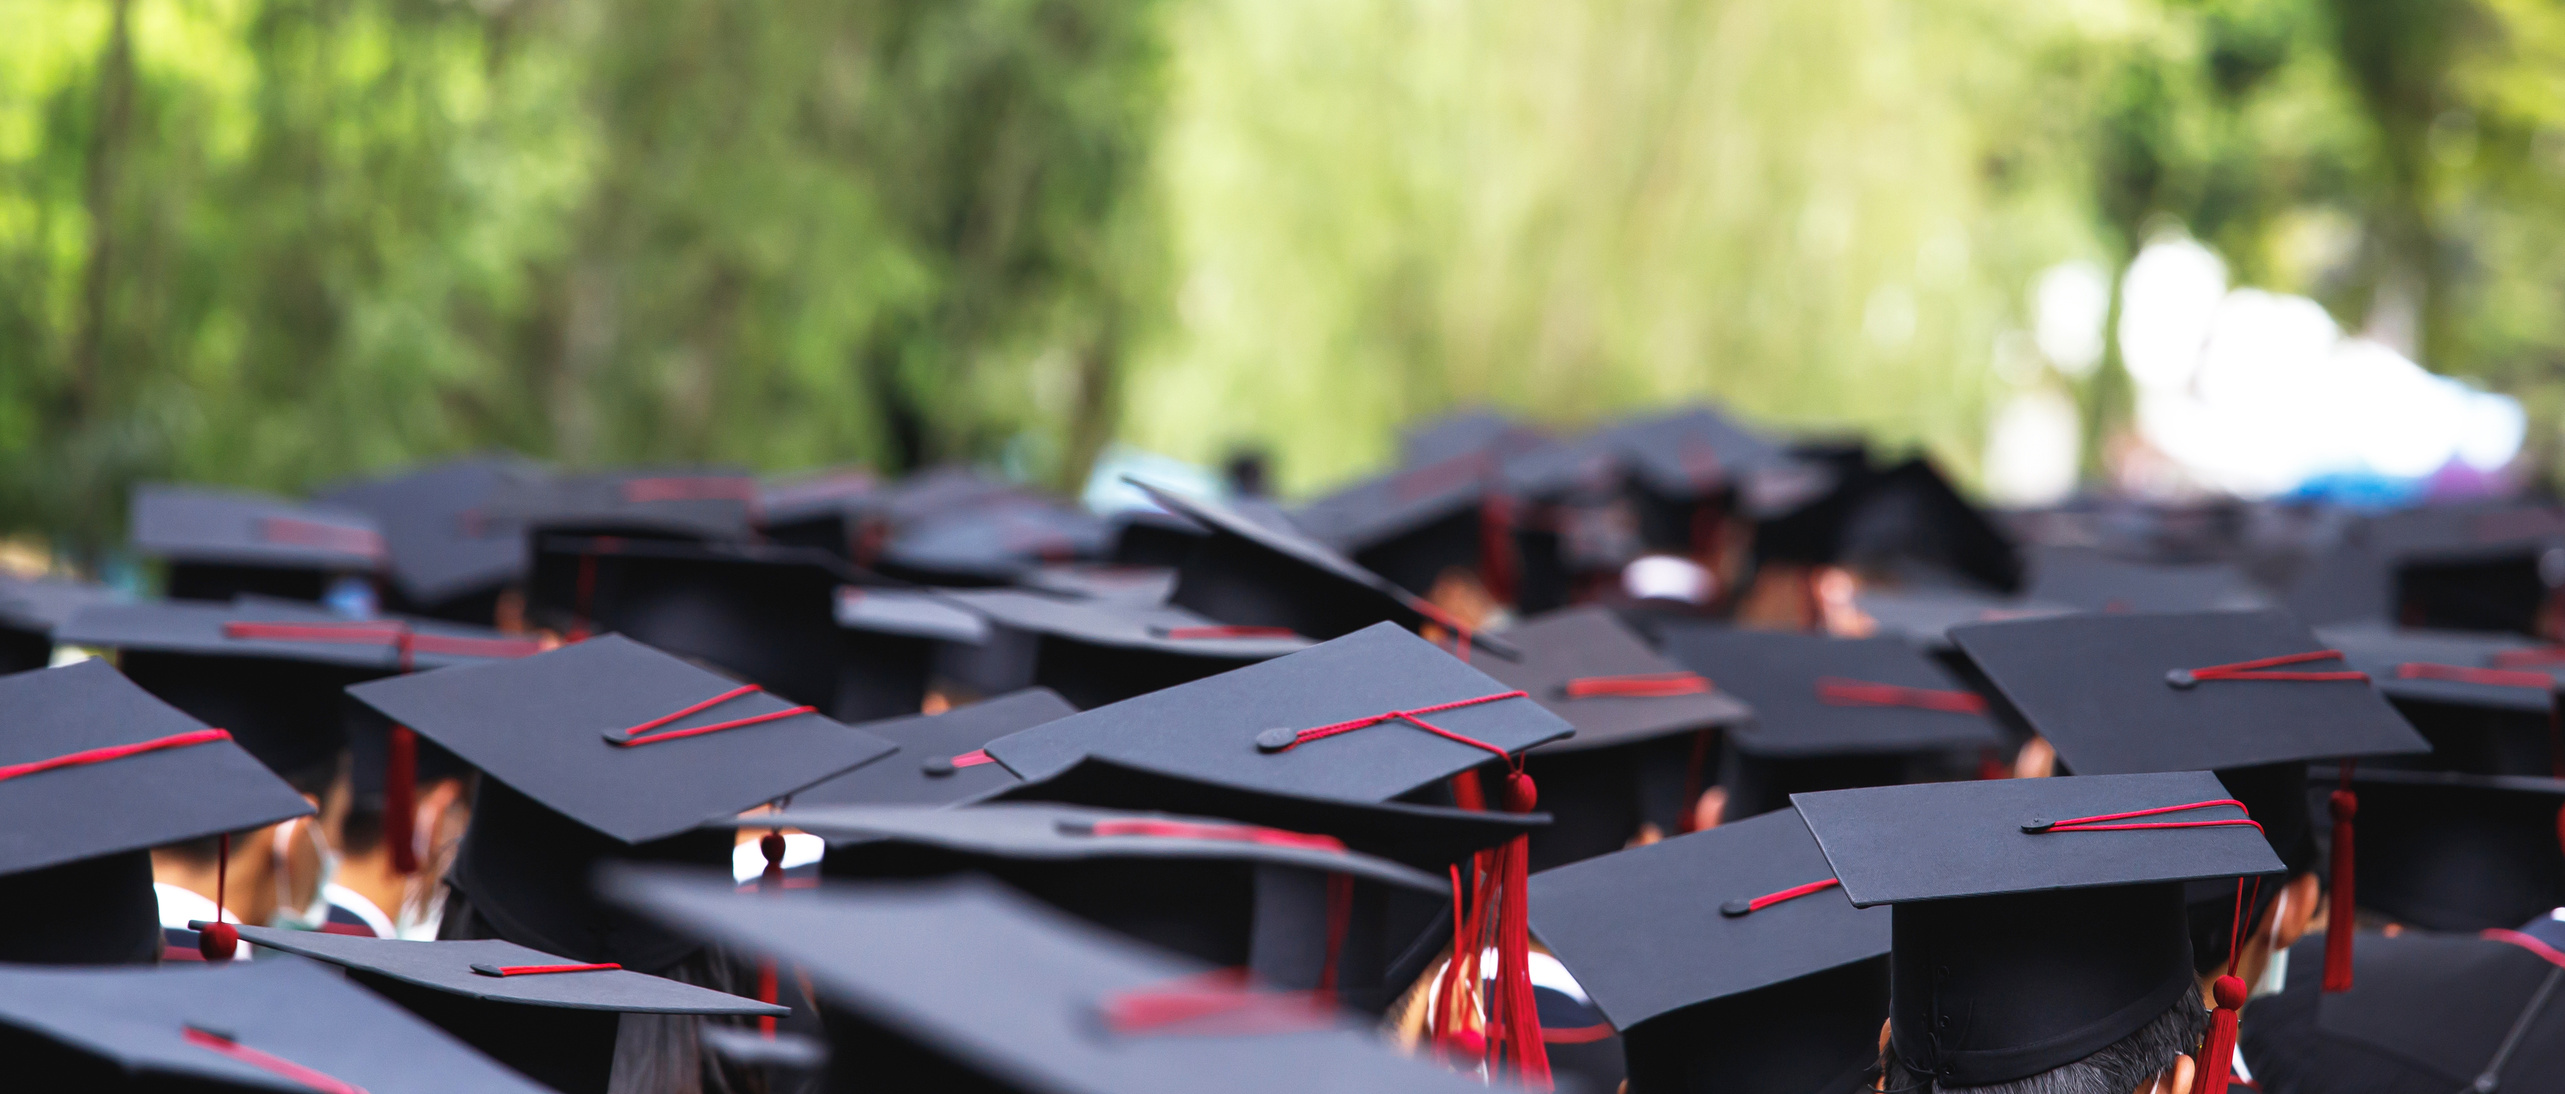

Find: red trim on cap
[220,621,542,662]
[1539,1024,1616,1045]
[258,517,386,560]
[2492,646,2565,668]
[1561,672,1712,699]
[620,476,757,504]
[948,749,996,768]
[2027,798,2264,836]
[1084,819,1348,854]
[1101,969,1339,1036]
[2172,649,2368,685]
[1264,691,1530,759]
[607,685,816,747]
[0,728,232,784]
[183,1028,370,1094]
[1726,877,1840,915]
[1813,678,1987,715]
[471,962,622,977]
[2393,661,2555,689]
[2484,928,2565,969]
[1153,625,1299,640]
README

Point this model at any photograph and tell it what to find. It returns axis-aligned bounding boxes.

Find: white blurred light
[2117,238,2228,391]
[1983,389,2082,505]
[2458,394,2528,470]
[2033,260,2111,377]
[1623,555,1713,604]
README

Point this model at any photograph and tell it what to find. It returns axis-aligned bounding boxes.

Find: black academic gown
[2240,918,2565,1094]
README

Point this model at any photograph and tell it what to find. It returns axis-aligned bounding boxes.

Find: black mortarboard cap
[0,572,118,675]
[942,587,1310,709]
[1609,407,1833,524]
[57,598,537,783]
[1657,626,2003,820]
[1132,481,1514,654]
[833,586,990,722]
[1020,562,1180,604]
[980,622,1570,804]
[2319,622,2563,777]
[1849,586,2072,653]
[0,660,313,964]
[319,456,544,619]
[0,958,552,1093]
[482,469,758,541]
[2025,546,2270,614]
[1947,610,2427,776]
[132,484,385,602]
[754,802,1443,1001]
[345,634,898,969]
[792,687,1076,807]
[1474,607,1749,867]
[1530,808,1890,1094]
[758,469,882,557]
[605,870,1501,1094]
[1104,508,1207,569]
[527,535,854,708]
[2376,502,2565,635]
[2314,766,2565,931]
[231,926,783,1094]
[1826,457,2024,593]
[1291,454,1502,599]
[2238,927,2565,1093]
[876,498,1107,586]
[1400,408,1549,469]
[1794,773,2284,1086]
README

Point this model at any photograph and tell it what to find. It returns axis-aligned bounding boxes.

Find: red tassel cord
[384,726,419,876]
[758,830,787,1037]
[184,1028,370,1094]
[605,685,816,747]
[2325,764,2357,993]
[201,832,238,961]
[2164,650,2367,688]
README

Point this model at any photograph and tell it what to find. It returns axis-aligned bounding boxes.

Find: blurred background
[5,0,2560,565]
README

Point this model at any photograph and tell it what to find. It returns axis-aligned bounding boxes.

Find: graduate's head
[1883,982,2203,1094]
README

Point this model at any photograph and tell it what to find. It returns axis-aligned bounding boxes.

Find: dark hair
[1882,982,2207,1094]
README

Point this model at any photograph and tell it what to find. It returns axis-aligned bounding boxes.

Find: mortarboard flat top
[1528,807,1887,1030]
[319,457,543,605]
[345,634,898,844]
[1019,563,1180,605]
[606,870,1498,1094]
[2318,621,2559,713]
[229,926,786,1016]
[1791,771,2283,907]
[481,469,758,540]
[1475,606,1749,754]
[0,660,313,876]
[837,586,991,644]
[878,500,1108,584]
[1657,627,2003,757]
[981,622,1571,805]
[1947,609,2428,774]
[791,688,1078,807]
[1289,455,1495,556]
[749,803,1443,893]
[0,573,121,636]
[1849,586,2072,650]
[1398,408,1549,469]
[0,958,550,1093]
[1130,481,1516,656]
[757,469,880,527]
[943,588,1312,659]
[56,598,541,673]
[131,484,386,570]
[2024,546,2271,614]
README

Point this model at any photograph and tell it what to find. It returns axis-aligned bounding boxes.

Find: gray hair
[1881,983,2207,1094]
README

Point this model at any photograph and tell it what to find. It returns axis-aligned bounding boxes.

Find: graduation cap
[1608,407,1832,536]
[2319,622,2564,778]
[319,456,545,622]
[1105,508,1207,568]
[2238,925,2565,1094]
[604,869,1500,1094]
[231,926,785,1094]
[0,660,313,964]
[2379,503,2565,635]
[0,572,119,675]
[2025,546,2272,613]
[1656,627,2004,822]
[1399,408,1550,470]
[1948,609,2429,990]
[792,687,1077,808]
[526,535,857,709]
[0,957,551,1093]
[1847,585,2072,653]
[940,588,1310,709]
[1794,773,2285,1088]
[1528,808,1891,1094]
[2311,767,2565,932]
[57,599,541,785]
[1020,562,1180,604]
[481,469,759,542]
[1471,607,1751,868]
[344,634,899,971]
[875,499,1108,586]
[757,469,882,557]
[834,586,990,722]
[1291,451,1511,601]
[1131,481,1515,655]
[750,802,1445,1006]
[131,484,386,603]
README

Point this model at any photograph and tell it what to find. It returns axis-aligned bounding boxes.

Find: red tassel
[2190,975,2245,1094]
[385,726,419,876]
[199,833,237,962]
[1478,495,1519,607]
[2324,780,2357,993]
[1490,771,1551,1089]
[759,830,787,1036]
